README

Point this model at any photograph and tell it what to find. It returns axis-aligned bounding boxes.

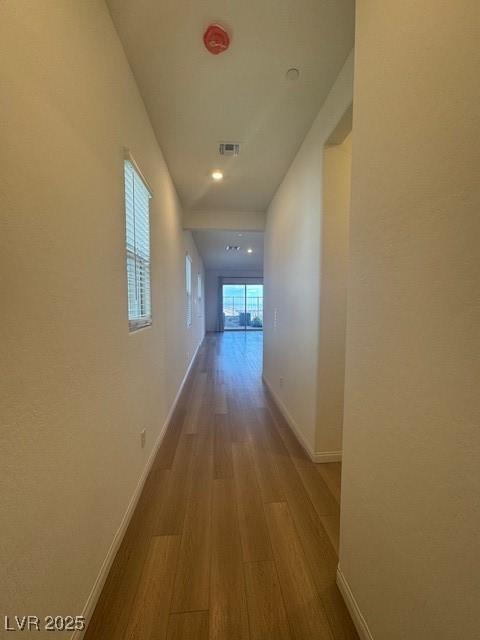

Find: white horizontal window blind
[197,272,203,318]
[125,158,152,331]
[186,254,192,327]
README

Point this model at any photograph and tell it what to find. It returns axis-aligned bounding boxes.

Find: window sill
[129,319,152,333]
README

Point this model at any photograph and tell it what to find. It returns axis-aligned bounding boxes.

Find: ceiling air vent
[219,142,240,156]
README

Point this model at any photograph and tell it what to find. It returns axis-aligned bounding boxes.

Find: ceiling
[107,0,355,212]
[192,230,264,270]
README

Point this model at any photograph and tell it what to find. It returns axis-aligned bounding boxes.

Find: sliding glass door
[246,284,263,329]
[222,284,245,330]
[222,283,263,330]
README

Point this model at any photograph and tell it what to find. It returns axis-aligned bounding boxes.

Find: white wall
[0,1,204,633]
[205,270,264,332]
[340,2,480,639]
[184,210,266,232]
[316,134,351,454]
[263,52,354,457]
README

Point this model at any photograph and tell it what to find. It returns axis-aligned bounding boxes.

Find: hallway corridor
[85,333,358,640]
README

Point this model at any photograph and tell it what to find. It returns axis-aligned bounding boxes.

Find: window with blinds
[185,254,192,327]
[197,272,203,318]
[124,158,152,331]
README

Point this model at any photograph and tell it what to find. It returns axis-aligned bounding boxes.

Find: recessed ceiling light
[212,170,223,181]
[247,248,253,254]
[238,233,243,237]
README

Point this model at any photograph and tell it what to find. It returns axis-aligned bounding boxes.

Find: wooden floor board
[317,462,342,506]
[84,468,169,639]
[85,332,358,640]
[271,452,357,639]
[272,446,339,587]
[155,434,196,535]
[210,479,249,640]
[213,414,233,480]
[244,560,292,640]
[295,461,340,518]
[167,611,209,640]
[246,409,284,503]
[265,502,334,640]
[154,407,186,470]
[214,382,228,414]
[124,535,179,640]
[183,372,207,434]
[226,394,251,443]
[320,514,340,555]
[232,442,273,562]
[171,431,213,613]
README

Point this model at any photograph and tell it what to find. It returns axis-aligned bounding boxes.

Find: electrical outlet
[140,428,146,448]
[274,308,278,330]
[279,376,284,387]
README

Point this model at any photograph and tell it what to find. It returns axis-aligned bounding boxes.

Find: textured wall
[340,2,480,638]
[316,134,351,454]
[263,52,353,455]
[0,1,204,633]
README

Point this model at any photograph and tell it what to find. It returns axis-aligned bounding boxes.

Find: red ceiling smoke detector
[203,24,230,55]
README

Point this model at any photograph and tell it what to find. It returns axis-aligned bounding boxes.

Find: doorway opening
[222,283,263,330]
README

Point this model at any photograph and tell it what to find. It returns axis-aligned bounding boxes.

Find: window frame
[185,254,193,327]
[124,152,153,332]
[197,272,203,318]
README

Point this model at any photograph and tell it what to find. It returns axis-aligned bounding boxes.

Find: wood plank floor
[85,332,358,640]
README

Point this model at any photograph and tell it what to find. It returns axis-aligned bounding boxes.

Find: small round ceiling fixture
[212,170,223,181]
[286,67,300,81]
[247,248,253,254]
[203,24,230,55]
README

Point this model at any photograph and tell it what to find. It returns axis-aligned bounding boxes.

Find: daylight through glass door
[222,283,263,331]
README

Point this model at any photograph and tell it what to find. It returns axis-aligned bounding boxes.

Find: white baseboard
[72,337,203,640]
[312,450,342,463]
[336,566,374,640]
[262,374,342,464]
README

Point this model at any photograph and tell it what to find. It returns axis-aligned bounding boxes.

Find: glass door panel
[222,283,263,331]
[222,284,246,330]
[246,284,263,330]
